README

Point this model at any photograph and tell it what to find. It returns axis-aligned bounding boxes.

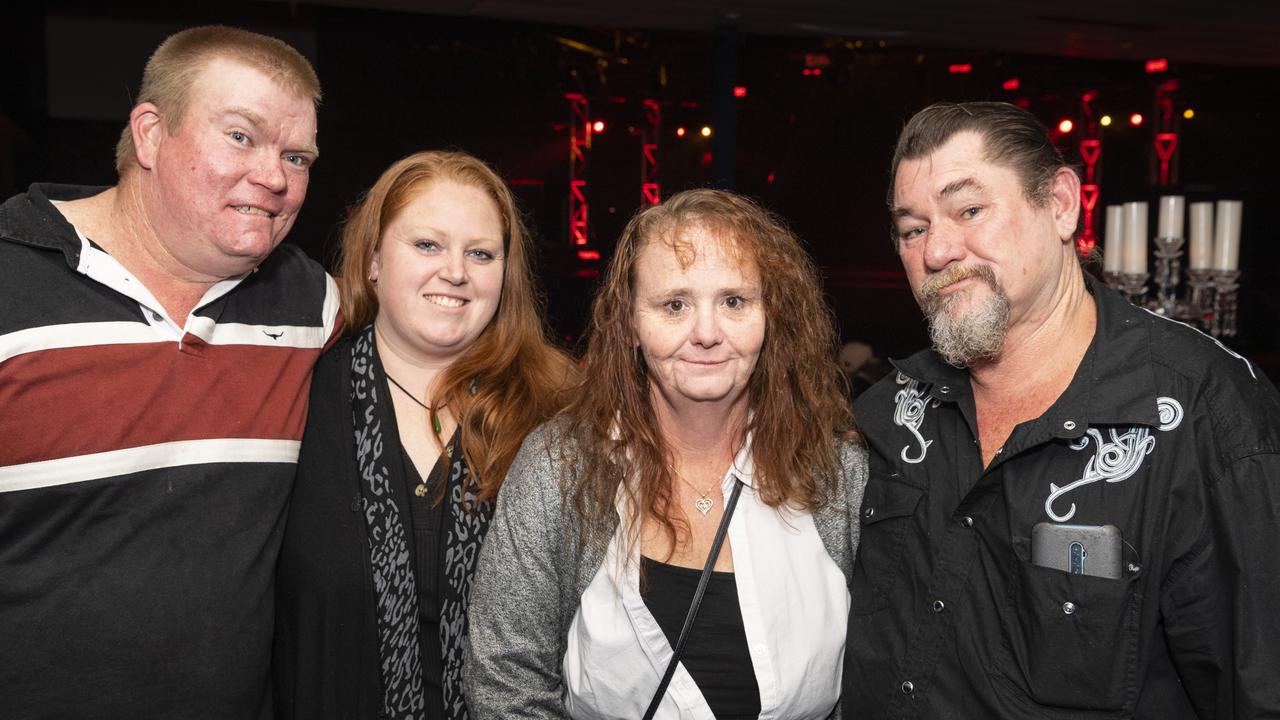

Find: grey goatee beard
[918,265,1010,368]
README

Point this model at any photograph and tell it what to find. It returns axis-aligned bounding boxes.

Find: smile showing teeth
[233,205,272,217]
[425,295,466,308]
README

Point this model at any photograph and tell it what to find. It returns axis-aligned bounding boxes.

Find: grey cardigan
[463,421,868,718]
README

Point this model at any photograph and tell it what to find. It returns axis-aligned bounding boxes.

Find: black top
[403,443,450,713]
[641,556,761,718]
[844,277,1280,718]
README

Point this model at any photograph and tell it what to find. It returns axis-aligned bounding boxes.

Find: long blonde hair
[338,150,576,501]
[562,189,858,547]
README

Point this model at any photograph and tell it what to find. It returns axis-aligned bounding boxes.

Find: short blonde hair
[115,25,321,174]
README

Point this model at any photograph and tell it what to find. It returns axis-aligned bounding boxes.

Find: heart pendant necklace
[670,465,717,516]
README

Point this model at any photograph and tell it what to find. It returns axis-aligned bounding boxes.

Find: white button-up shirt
[562,444,850,719]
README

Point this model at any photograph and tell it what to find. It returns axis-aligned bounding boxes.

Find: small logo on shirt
[1045,396,1184,522]
[893,373,936,464]
[263,330,284,340]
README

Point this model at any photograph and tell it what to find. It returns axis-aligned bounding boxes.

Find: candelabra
[1103,234,1240,337]
[1103,196,1244,338]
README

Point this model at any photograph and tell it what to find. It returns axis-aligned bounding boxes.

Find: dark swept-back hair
[888,100,1083,250]
[561,188,859,550]
[889,102,1069,220]
[338,150,577,503]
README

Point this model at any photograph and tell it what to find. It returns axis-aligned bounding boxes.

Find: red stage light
[1058,119,1074,133]
[1002,77,1020,91]
[733,85,747,98]
[767,172,776,184]
[577,250,601,261]
[676,126,686,138]
[1129,113,1144,126]
[949,64,973,74]
[592,120,605,133]
[1145,58,1169,73]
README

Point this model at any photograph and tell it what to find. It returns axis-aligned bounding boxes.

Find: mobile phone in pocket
[1031,522,1122,579]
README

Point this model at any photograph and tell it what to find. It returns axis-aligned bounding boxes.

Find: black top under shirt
[402,442,450,715]
[641,556,761,718]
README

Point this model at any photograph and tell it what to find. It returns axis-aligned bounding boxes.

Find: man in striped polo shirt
[0,27,340,718]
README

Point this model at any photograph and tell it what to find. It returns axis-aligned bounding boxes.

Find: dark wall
[5,2,1277,371]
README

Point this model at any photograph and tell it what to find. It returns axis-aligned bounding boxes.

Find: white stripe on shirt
[0,438,302,493]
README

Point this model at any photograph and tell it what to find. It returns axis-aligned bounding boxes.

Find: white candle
[1103,205,1125,273]
[1188,202,1214,270]
[1157,195,1185,238]
[1122,201,1149,274]
[1213,200,1243,271]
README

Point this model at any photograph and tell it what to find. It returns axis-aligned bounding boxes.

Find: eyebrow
[939,177,986,198]
[646,285,759,297]
[406,225,502,244]
[893,176,989,220]
[225,106,320,157]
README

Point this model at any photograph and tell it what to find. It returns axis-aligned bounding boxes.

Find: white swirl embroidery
[1044,396,1183,522]
[893,373,935,464]
[1156,396,1183,431]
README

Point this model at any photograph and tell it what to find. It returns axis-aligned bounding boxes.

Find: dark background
[4,1,1277,373]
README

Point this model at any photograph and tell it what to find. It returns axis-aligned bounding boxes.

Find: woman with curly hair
[274,150,576,720]
[464,188,867,719]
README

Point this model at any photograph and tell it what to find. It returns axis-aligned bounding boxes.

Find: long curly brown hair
[561,188,859,549]
[339,150,577,502]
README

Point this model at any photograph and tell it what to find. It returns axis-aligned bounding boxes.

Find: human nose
[439,247,468,285]
[921,220,967,272]
[689,304,723,348]
[249,152,288,194]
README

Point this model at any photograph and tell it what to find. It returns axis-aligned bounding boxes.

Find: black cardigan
[273,336,386,718]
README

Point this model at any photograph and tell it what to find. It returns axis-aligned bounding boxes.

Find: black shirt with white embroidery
[843,276,1280,719]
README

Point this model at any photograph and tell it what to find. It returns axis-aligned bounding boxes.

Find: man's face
[891,131,1068,366]
[145,57,318,280]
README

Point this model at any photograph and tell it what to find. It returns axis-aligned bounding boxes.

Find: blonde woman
[465,189,866,718]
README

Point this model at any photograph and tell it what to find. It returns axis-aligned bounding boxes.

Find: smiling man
[844,102,1280,718]
[0,27,339,718]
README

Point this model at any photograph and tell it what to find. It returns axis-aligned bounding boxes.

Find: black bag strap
[642,477,746,720]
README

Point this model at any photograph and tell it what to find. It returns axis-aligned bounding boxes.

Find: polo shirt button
[151,311,163,322]
[1062,601,1077,615]
[932,599,945,612]
[1063,420,1077,430]
[901,680,915,694]
[960,515,974,528]
[864,506,876,519]
[939,386,950,394]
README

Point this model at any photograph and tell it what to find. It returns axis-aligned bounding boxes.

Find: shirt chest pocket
[997,559,1142,714]
[849,474,924,615]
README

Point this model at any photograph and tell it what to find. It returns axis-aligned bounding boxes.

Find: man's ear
[130,103,164,171]
[1049,166,1082,244]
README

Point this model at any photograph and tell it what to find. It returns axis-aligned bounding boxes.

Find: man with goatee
[844,101,1280,718]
